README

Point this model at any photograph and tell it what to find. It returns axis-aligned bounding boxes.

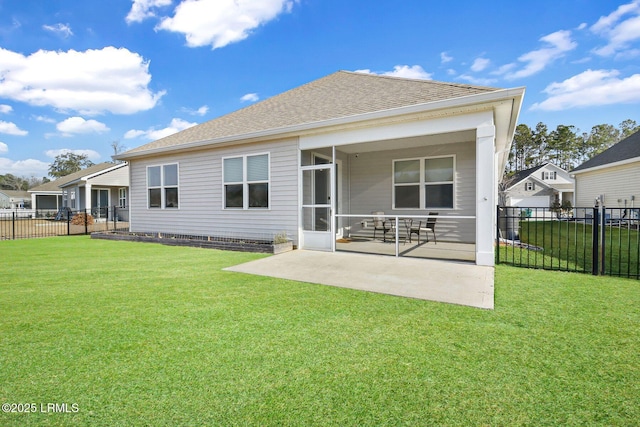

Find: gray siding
[90,164,129,186]
[575,162,640,207]
[342,140,476,243]
[129,138,299,243]
[508,180,555,200]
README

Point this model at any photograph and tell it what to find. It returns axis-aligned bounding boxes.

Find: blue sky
[1,0,639,177]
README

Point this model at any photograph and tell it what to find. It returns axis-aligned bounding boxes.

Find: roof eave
[116,87,526,161]
[571,156,640,176]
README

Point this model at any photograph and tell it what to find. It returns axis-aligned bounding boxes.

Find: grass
[1,236,639,426]
[498,220,640,278]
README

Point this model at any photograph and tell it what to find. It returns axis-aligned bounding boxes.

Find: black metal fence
[0,207,129,240]
[497,206,640,279]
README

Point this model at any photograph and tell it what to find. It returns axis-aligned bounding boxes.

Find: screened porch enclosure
[299,130,479,262]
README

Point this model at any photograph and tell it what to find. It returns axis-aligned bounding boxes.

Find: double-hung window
[147,163,179,209]
[393,156,455,209]
[223,153,269,209]
[118,188,127,208]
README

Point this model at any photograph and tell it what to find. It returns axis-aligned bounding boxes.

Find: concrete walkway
[224,250,494,309]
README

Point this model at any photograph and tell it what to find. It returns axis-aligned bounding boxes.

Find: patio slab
[225,250,494,309]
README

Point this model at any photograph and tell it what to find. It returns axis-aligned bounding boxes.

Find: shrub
[71,212,94,225]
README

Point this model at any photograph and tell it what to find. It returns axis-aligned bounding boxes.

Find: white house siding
[128,138,300,243]
[575,161,640,209]
[345,140,476,243]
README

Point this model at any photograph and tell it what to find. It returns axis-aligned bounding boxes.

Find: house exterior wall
[128,138,300,243]
[89,165,129,186]
[0,192,9,208]
[507,180,554,201]
[345,140,476,243]
[574,161,640,208]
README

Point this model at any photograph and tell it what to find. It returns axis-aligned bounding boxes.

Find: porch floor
[225,250,494,309]
[336,237,476,262]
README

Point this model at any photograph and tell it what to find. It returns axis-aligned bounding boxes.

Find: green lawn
[2,236,639,426]
[498,220,640,278]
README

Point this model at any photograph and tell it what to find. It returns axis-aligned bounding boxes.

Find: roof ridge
[338,70,500,91]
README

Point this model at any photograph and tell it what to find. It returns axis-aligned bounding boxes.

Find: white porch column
[476,124,496,266]
[84,184,91,213]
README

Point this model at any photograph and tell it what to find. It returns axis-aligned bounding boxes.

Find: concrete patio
[225,249,494,309]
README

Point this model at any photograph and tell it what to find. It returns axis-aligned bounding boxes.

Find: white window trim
[392,154,456,210]
[222,152,271,210]
[146,163,179,209]
[118,187,127,208]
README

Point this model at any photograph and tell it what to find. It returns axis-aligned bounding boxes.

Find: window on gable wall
[393,155,455,209]
[223,153,270,209]
[147,164,179,209]
[525,182,534,191]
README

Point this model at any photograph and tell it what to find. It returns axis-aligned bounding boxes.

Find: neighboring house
[29,163,130,220]
[503,162,575,209]
[0,190,31,209]
[115,71,524,266]
[571,129,640,215]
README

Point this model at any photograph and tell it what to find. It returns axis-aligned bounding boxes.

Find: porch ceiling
[336,130,476,154]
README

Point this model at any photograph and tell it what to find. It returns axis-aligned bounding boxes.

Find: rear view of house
[116,71,524,266]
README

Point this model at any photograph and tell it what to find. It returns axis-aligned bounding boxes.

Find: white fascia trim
[61,163,128,188]
[116,87,526,160]
[571,156,640,176]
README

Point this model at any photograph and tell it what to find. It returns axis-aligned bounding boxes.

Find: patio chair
[408,212,438,244]
[371,211,391,242]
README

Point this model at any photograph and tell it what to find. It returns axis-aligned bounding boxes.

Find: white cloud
[0,157,50,177]
[34,115,57,123]
[126,0,173,24]
[457,74,498,86]
[591,1,640,57]
[0,46,165,115]
[156,0,297,49]
[0,120,28,136]
[0,142,8,153]
[124,118,198,140]
[181,105,209,116]
[0,104,12,114]
[503,30,577,80]
[43,23,73,38]
[56,117,110,136]
[531,69,640,111]
[355,65,432,80]
[241,93,259,102]
[440,52,453,63]
[45,148,101,161]
[471,57,490,72]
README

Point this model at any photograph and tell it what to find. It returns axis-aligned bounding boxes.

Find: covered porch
[297,109,506,266]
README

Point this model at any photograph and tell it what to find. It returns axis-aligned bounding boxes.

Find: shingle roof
[123,71,500,156]
[572,130,640,173]
[29,163,117,192]
[504,163,547,188]
[0,190,30,198]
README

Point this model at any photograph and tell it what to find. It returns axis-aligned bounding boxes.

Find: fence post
[12,211,15,240]
[592,207,599,275]
[85,208,89,235]
[600,205,606,275]
[113,206,117,230]
[67,209,71,235]
[495,205,501,265]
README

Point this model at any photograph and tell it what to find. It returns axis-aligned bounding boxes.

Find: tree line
[507,119,639,175]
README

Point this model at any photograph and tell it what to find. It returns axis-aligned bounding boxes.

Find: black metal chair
[408,212,438,244]
[372,211,391,242]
